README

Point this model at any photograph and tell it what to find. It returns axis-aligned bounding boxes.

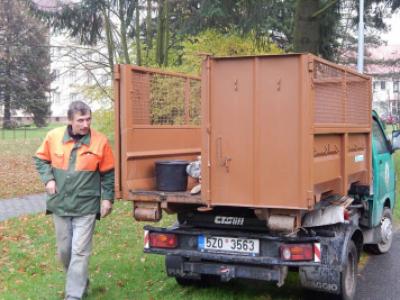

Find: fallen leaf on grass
[93,286,107,294]
[117,280,125,288]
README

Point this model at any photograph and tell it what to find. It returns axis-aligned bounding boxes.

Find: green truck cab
[366,111,398,253]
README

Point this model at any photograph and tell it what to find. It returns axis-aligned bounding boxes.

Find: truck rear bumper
[161,252,341,294]
[143,223,354,295]
[145,247,322,268]
[144,225,324,268]
[165,254,288,285]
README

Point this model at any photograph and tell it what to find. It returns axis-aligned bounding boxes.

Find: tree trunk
[155,0,164,65]
[145,0,152,64]
[3,0,12,128]
[3,92,11,128]
[293,0,320,55]
[119,0,131,64]
[135,0,142,66]
[103,7,115,75]
[162,0,169,66]
[155,0,169,66]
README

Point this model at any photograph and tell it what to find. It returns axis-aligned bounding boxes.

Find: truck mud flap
[299,265,341,294]
[166,255,288,286]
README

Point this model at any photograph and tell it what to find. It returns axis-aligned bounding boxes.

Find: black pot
[155,160,189,192]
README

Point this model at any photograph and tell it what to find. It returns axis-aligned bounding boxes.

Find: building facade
[366,45,400,120]
[49,33,111,122]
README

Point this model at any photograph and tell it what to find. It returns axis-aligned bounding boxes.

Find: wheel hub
[381,217,392,244]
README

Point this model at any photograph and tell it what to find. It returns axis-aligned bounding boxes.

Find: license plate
[198,235,260,255]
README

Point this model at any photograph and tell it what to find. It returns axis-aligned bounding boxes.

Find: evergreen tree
[0,0,53,128]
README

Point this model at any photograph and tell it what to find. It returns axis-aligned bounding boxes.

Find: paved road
[355,231,400,300]
[0,193,46,221]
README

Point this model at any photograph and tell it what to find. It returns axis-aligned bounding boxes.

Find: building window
[373,81,380,91]
[70,93,78,102]
[394,81,399,92]
[53,92,61,104]
[381,81,386,90]
[70,71,77,82]
[54,69,60,79]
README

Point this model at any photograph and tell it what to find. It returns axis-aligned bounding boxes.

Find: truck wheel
[339,240,358,300]
[365,208,393,254]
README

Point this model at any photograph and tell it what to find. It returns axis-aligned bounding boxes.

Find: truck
[113,54,400,300]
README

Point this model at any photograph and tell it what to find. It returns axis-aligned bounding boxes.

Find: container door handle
[216,137,231,172]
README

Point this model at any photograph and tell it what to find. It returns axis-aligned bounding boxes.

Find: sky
[383,12,400,45]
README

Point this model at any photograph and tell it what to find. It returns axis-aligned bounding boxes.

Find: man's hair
[67,101,91,120]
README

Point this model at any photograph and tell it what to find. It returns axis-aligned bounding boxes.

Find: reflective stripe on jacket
[34,126,115,217]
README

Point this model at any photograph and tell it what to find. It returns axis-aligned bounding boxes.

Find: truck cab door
[371,117,395,227]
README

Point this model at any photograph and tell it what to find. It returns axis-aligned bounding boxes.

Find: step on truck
[114,54,400,300]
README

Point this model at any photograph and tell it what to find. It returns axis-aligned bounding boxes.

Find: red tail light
[149,233,178,249]
[280,243,313,261]
[344,209,350,221]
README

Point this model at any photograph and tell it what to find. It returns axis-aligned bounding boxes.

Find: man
[34,101,114,300]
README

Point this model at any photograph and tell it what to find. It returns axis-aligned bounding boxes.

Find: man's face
[69,111,91,135]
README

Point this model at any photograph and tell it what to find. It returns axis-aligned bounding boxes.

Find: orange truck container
[115,54,371,226]
[114,54,399,299]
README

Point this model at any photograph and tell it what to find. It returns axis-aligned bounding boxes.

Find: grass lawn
[0,124,62,199]
[0,139,44,199]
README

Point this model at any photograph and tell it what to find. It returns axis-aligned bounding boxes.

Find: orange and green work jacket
[34,126,115,217]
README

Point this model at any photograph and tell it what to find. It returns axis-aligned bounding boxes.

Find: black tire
[365,208,393,254]
[339,240,358,300]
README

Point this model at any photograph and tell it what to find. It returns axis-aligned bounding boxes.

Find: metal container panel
[202,55,309,209]
[201,54,371,210]
[114,65,202,200]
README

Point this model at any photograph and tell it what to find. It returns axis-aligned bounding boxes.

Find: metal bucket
[155,160,189,192]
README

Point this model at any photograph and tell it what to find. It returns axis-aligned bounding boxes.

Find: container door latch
[217,137,232,172]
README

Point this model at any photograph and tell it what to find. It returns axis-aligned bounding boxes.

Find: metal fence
[0,112,114,141]
[0,127,51,141]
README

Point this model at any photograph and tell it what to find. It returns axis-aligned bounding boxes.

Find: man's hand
[101,200,113,218]
[46,180,57,195]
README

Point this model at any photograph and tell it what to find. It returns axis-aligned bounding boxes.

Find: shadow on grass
[158,274,341,300]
